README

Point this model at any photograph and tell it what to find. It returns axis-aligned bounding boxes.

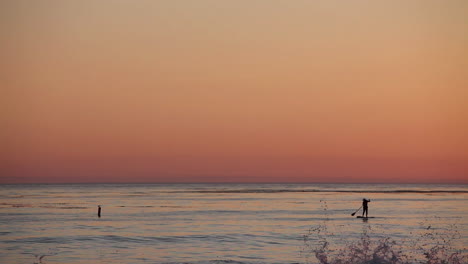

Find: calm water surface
[0,183,467,264]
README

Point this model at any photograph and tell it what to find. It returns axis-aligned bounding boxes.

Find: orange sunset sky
[1,1,467,184]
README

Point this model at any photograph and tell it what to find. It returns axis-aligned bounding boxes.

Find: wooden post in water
[98,205,101,218]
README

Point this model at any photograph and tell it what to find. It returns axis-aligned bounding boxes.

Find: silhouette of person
[98,205,101,218]
[362,198,370,217]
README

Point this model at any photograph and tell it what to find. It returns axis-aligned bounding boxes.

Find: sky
[1,0,467,184]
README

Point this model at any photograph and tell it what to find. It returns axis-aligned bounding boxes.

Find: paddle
[351,206,362,216]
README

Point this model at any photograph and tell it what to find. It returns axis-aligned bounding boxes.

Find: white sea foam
[0,183,466,264]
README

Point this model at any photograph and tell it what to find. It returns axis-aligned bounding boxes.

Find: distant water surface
[0,183,467,264]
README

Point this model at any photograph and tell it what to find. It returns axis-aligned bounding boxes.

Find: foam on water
[303,224,468,264]
[0,183,467,264]
[301,201,468,264]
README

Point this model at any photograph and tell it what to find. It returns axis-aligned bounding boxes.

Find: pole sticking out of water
[98,205,101,218]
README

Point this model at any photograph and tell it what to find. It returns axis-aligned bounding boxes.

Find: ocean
[0,183,467,264]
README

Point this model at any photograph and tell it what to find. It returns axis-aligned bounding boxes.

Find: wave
[0,203,88,209]
[150,261,299,264]
[175,189,468,194]
[301,203,468,264]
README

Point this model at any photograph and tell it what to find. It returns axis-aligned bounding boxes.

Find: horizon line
[1,181,467,185]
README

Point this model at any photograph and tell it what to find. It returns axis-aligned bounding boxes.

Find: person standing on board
[98,205,101,218]
[362,198,370,217]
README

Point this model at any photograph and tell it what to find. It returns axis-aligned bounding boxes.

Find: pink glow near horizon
[2,1,467,184]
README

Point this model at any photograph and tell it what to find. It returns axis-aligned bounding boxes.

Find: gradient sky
[1,1,467,184]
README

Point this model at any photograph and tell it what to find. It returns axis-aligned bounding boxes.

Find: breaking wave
[301,201,468,264]
[177,189,468,194]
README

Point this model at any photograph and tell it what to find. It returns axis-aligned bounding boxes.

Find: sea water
[0,183,467,264]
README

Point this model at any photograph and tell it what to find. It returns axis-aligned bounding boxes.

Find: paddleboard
[356,216,375,219]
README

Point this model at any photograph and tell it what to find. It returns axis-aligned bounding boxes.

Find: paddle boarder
[98,205,101,218]
[362,198,370,218]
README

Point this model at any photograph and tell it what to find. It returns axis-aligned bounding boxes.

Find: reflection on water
[0,184,467,264]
